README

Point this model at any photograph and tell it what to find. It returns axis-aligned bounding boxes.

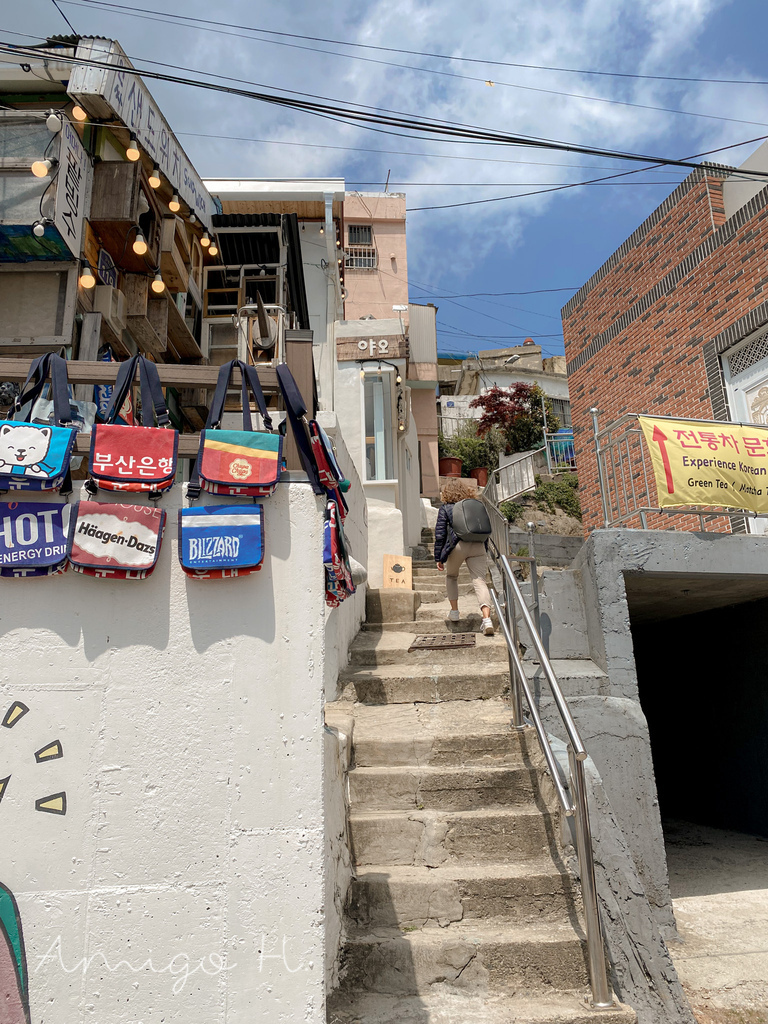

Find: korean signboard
[639,415,768,514]
[53,121,90,258]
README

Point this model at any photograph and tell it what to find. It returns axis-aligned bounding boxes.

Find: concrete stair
[326,548,636,1024]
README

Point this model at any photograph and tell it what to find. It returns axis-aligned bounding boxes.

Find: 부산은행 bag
[0,354,77,494]
[88,355,178,496]
[0,501,72,577]
[178,504,264,579]
[67,501,166,580]
[188,361,282,499]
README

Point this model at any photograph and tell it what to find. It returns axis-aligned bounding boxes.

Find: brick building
[563,158,768,534]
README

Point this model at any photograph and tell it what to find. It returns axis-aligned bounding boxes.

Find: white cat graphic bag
[0,354,77,494]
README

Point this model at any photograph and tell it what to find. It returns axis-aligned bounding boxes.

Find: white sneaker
[481,617,494,636]
[448,609,460,622]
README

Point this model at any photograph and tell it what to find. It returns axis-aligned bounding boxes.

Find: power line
[3,41,765,184]
[61,0,768,88]
[51,0,768,132]
[425,288,578,296]
[50,0,77,34]
[347,179,684,187]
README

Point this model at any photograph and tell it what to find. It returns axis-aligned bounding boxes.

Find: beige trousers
[444,541,491,610]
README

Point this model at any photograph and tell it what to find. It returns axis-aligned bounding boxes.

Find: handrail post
[504,569,525,730]
[526,522,541,636]
[590,407,610,528]
[568,746,614,1009]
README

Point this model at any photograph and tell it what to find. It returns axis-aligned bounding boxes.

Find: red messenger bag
[88,355,178,497]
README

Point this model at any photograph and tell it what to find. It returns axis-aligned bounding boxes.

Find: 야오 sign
[639,415,768,513]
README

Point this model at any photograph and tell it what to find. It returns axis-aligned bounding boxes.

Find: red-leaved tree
[469,384,558,454]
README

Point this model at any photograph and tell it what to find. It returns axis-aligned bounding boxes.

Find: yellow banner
[639,416,768,513]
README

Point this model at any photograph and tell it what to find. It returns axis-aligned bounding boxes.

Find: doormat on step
[409,633,476,652]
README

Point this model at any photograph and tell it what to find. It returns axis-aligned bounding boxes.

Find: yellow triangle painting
[1,702,29,729]
[0,776,9,804]
[35,793,67,816]
[34,741,63,763]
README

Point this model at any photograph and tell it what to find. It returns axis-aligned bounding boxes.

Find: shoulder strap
[275,363,324,494]
[20,353,71,426]
[238,361,274,432]
[15,353,52,418]
[104,356,171,428]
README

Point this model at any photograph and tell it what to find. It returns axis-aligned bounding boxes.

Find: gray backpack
[451,498,492,543]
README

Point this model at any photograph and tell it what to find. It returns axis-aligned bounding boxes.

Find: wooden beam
[0,358,279,390]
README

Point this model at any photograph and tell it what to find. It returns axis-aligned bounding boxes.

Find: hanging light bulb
[259,266,266,277]
[31,157,57,178]
[396,372,402,384]
[126,132,140,161]
[151,270,165,294]
[32,219,48,238]
[189,213,197,224]
[319,225,324,235]
[208,240,219,257]
[148,163,161,189]
[45,110,63,133]
[336,239,341,248]
[168,192,181,212]
[132,229,148,255]
[200,231,211,248]
[71,104,88,122]
[79,263,96,289]
[359,367,365,380]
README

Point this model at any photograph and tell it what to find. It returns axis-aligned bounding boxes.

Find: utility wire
[3,41,767,183]
[61,0,768,88]
[51,0,768,131]
[50,0,77,35]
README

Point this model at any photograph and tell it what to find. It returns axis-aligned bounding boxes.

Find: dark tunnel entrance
[626,571,768,838]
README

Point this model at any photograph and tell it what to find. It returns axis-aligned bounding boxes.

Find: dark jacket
[434,503,458,564]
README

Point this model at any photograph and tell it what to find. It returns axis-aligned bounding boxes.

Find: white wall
[0,481,329,1024]
[300,222,338,413]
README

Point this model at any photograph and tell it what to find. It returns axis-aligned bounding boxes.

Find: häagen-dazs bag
[67,501,166,579]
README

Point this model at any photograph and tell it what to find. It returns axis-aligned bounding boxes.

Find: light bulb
[132,230,148,255]
[360,368,365,380]
[79,264,96,289]
[126,132,140,161]
[259,266,266,277]
[151,271,165,294]
[336,239,341,247]
[168,192,181,212]
[189,213,197,224]
[319,225,324,235]
[31,158,56,178]
[396,374,402,384]
[148,163,161,188]
[46,111,63,133]
[208,242,219,257]
[398,423,405,432]
[32,220,46,238]
[200,231,211,248]
[71,104,87,122]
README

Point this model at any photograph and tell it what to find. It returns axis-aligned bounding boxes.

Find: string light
[126,132,140,161]
[31,158,56,178]
[168,192,181,212]
[148,163,161,188]
[45,110,63,133]
[71,104,87,122]
[79,263,96,289]
[319,225,324,234]
[32,219,49,238]
[208,240,219,257]
[132,229,148,255]
[151,270,165,294]
[201,230,211,247]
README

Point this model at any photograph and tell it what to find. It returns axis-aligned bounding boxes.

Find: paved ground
[664,819,768,1024]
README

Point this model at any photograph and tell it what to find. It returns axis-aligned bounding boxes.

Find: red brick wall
[563,168,768,535]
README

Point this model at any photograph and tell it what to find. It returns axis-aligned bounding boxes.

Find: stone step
[418,585,476,603]
[327,990,637,1024]
[349,764,539,812]
[349,631,509,667]
[524,659,610,701]
[347,861,581,929]
[341,702,537,768]
[421,528,435,543]
[349,806,555,867]
[337,919,590,995]
[339,662,509,704]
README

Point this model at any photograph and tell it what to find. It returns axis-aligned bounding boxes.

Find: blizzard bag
[0,501,72,577]
[0,354,77,493]
[451,498,492,543]
[88,355,178,495]
[189,361,282,499]
[178,504,265,579]
[67,501,166,579]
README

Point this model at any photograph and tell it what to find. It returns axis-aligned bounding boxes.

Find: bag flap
[0,502,72,568]
[68,502,166,572]
[178,505,264,570]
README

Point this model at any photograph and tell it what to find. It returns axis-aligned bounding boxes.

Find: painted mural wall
[0,480,334,1024]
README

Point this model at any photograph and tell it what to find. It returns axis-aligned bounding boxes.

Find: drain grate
[409,633,477,652]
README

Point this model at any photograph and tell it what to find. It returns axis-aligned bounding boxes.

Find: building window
[364,372,395,480]
[348,225,372,245]
[551,398,572,429]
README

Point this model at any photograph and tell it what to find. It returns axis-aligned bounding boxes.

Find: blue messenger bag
[178,505,264,579]
[0,501,72,577]
[0,354,77,493]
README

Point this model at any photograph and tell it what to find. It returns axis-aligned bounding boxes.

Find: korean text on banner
[639,415,768,513]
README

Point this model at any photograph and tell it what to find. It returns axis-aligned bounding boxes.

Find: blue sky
[3,0,768,357]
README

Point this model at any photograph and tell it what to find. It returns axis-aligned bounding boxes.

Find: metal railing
[545,430,577,473]
[344,245,378,270]
[592,408,758,531]
[480,492,613,1010]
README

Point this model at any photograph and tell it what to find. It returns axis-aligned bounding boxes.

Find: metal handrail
[482,489,613,1009]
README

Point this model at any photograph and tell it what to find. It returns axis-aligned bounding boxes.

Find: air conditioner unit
[93,284,128,335]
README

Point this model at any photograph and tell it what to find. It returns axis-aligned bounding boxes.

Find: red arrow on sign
[652,425,675,494]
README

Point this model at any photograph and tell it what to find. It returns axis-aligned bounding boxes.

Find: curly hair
[440,478,475,503]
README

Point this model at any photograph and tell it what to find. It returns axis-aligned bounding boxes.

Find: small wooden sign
[337,335,409,362]
[382,553,413,590]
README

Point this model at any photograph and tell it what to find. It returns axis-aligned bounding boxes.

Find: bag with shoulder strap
[451,498,492,543]
[0,354,77,494]
[178,504,265,579]
[88,355,178,496]
[189,360,283,499]
[67,501,166,579]
[0,501,72,577]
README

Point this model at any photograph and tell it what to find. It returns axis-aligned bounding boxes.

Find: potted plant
[438,434,463,477]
